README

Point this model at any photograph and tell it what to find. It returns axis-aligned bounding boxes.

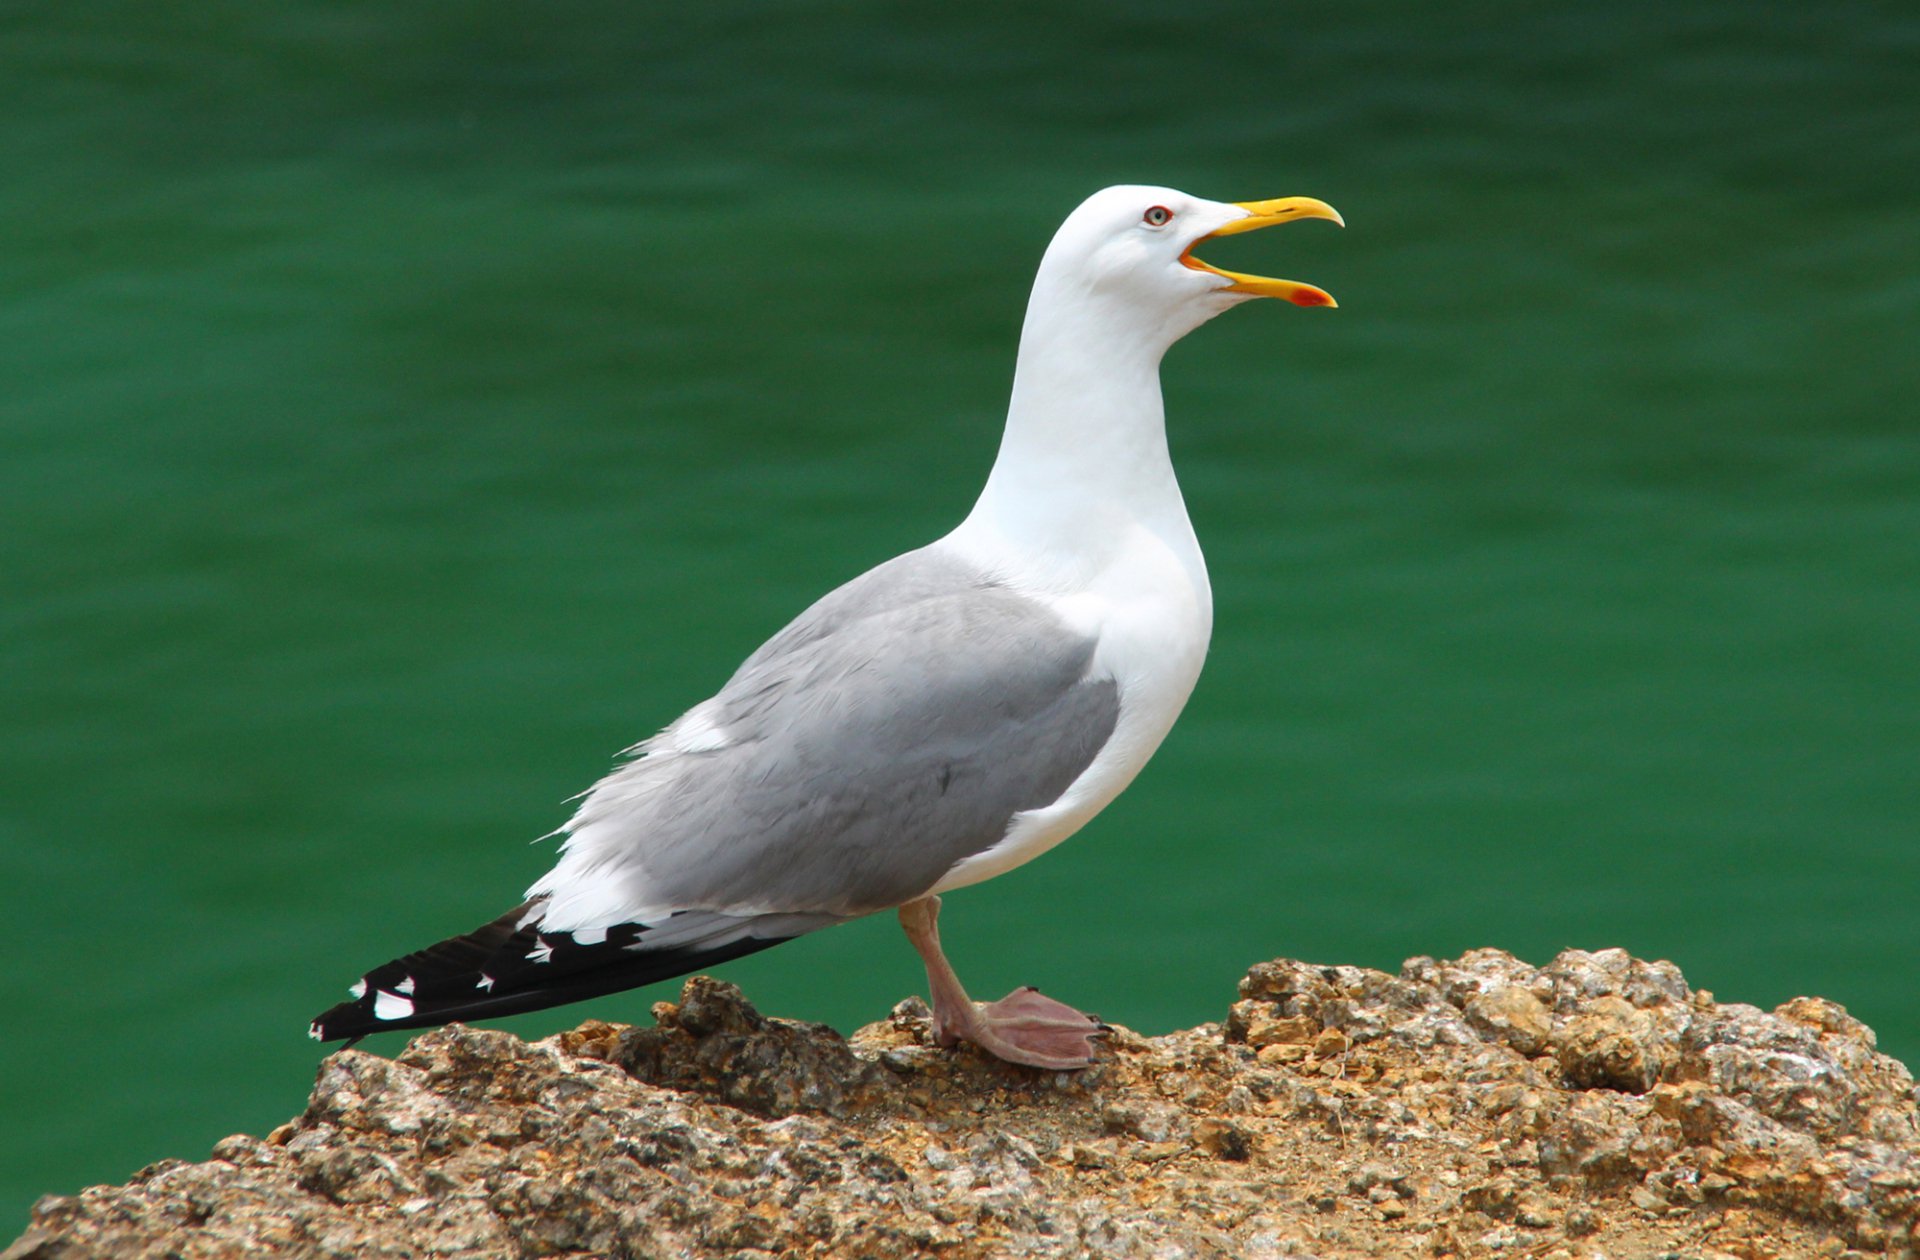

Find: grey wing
[531,547,1120,926]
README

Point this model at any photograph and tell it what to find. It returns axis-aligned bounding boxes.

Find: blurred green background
[3,0,1916,1227]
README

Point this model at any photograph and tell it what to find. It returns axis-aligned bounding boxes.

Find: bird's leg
[896,895,1104,1070]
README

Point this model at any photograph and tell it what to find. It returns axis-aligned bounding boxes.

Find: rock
[1193,1116,1253,1161]
[1464,984,1553,1057]
[577,976,896,1119]
[1556,993,1680,1093]
[9,950,1920,1259]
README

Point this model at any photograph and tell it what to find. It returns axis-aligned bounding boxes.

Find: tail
[308,899,839,1043]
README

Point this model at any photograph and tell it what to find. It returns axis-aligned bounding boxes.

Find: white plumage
[311,184,1341,1068]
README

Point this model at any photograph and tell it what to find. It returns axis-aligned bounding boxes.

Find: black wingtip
[309,905,805,1044]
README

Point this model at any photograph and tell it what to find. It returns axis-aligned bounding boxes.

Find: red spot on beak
[1291,290,1333,307]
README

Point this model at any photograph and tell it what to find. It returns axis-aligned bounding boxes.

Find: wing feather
[531,546,1119,928]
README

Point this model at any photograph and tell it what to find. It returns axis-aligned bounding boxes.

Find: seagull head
[1031,184,1343,350]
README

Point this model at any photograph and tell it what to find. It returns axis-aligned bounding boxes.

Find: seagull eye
[1143,205,1173,227]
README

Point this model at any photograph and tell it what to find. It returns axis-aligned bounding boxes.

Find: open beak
[1180,196,1344,307]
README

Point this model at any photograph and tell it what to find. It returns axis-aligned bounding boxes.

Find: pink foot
[968,986,1106,1069]
[897,895,1107,1070]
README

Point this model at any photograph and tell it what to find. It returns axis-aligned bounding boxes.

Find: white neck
[948,271,1203,588]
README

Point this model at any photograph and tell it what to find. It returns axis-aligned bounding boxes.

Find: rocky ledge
[9,949,1920,1259]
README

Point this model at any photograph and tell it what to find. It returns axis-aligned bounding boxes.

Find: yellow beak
[1180,196,1344,307]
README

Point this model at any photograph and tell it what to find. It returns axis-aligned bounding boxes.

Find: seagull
[309,184,1342,1069]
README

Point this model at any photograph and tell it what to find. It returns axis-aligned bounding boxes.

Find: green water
[4,0,1916,1226]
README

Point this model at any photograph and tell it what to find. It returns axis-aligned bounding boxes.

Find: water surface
[3,0,1916,1224]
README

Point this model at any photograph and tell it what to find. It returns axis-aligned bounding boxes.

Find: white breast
[928,512,1212,893]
